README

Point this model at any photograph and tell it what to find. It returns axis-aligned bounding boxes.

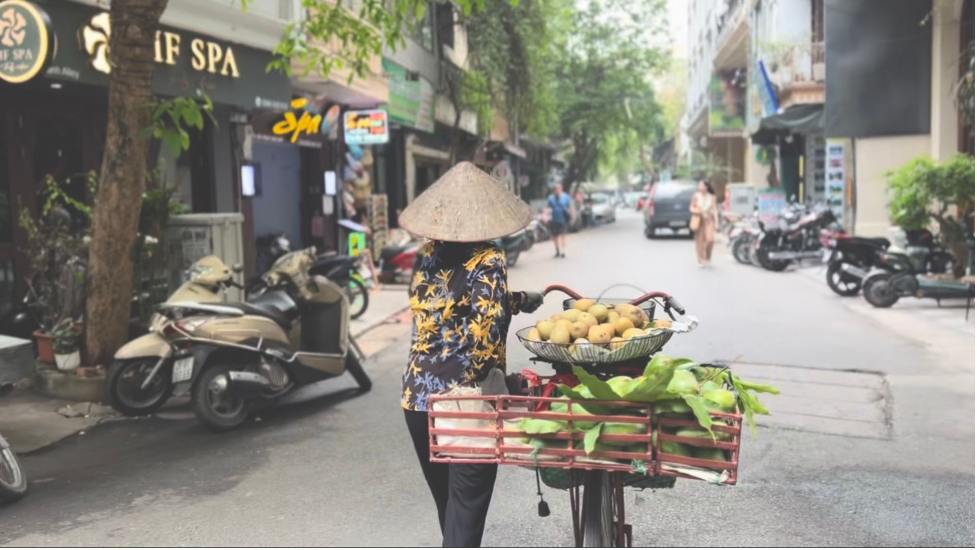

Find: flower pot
[54,351,81,372]
[34,330,55,363]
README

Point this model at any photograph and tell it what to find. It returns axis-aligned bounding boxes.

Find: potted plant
[887,153,975,274]
[18,174,93,362]
[50,318,82,372]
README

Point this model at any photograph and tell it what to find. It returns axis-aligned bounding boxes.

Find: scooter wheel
[732,238,752,265]
[0,440,28,503]
[826,261,862,297]
[107,359,173,416]
[192,364,250,432]
[863,273,900,308]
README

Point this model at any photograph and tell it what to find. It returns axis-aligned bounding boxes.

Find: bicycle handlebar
[542,285,687,316]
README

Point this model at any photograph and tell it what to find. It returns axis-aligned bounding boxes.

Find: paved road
[2,211,973,546]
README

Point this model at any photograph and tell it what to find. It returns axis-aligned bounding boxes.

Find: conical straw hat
[399,161,532,242]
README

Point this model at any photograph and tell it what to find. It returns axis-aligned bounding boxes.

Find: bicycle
[429,285,742,547]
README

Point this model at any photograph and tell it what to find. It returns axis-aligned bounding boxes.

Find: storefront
[0,0,290,304]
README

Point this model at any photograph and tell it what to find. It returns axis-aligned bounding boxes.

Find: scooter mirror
[232,263,244,274]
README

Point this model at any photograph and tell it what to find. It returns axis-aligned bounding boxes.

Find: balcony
[762,42,825,109]
[713,0,749,70]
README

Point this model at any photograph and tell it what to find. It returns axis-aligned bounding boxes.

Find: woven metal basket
[516,326,673,364]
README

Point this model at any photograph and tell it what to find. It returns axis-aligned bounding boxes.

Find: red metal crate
[427,393,741,485]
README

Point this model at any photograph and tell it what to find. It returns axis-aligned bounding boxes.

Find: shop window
[0,131,11,243]
[436,3,454,49]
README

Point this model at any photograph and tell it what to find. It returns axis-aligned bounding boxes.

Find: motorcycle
[255,232,292,276]
[310,253,370,320]
[0,383,28,504]
[107,255,242,416]
[495,229,528,267]
[528,215,552,244]
[112,247,371,431]
[823,236,891,296]
[377,239,420,285]
[755,205,843,272]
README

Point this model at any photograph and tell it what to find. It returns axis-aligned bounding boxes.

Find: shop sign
[382,58,435,132]
[344,109,389,145]
[0,0,52,84]
[80,12,240,77]
[272,98,340,144]
[39,1,290,110]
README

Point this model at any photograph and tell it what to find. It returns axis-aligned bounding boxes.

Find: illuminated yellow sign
[81,12,240,77]
[273,98,323,144]
[0,0,50,84]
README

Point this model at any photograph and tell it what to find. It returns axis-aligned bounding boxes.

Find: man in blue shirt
[546,182,573,258]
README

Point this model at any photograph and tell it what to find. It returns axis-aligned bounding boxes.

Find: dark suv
[643,180,697,238]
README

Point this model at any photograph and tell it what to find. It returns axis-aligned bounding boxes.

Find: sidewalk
[349,285,409,338]
[0,286,413,455]
[794,264,974,362]
[351,286,411,358]
[0,392,116,454]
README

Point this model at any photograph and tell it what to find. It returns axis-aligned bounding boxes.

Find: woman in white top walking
[689,181,718,266]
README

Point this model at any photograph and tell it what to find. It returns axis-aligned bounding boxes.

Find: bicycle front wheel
[582,471,614,547]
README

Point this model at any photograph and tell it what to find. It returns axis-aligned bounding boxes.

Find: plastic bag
[431,386,497,458]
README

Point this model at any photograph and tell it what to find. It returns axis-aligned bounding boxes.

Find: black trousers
[404,409,498,548]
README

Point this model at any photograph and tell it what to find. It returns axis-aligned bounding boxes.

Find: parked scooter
[863,254,975,310]
[495,229,528,267]
[377,239,420,285]
[106,255,242,416]
[0,383,27,504]
[255,232,291,276]
[823,235,891,296]
[310,253,370,320]
[112,248,371,431]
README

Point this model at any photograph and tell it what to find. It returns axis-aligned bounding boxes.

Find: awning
[751,103,824,145]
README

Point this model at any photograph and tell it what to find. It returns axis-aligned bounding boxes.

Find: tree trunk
[85,0,168,365]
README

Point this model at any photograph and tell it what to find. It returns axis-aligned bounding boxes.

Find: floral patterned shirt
[401,240,523,411]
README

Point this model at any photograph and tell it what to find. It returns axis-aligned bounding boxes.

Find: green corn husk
[674,427,734,443]
[692,446,727,462]
[701,388,737,412]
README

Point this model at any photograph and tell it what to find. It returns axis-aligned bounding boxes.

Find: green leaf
[572,366,622,401]
[621,366,675,402]
[555,384,611,414]
[519,418,566,435]
[583,423,602,455]
[681,394,715,437]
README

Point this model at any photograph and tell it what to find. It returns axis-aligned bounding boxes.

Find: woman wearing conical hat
[399,162,543,547]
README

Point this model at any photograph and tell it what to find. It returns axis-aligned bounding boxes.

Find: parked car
[643,180,698,238]
[589,193,616,224]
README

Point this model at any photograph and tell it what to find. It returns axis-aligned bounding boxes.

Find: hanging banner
[825,138,846,220]
[383,57,435,132]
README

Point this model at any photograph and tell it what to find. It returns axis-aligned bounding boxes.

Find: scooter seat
[847,236,890,249]
[224,302,293,329]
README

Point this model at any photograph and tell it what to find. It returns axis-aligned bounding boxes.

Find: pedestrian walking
[397,162,543,547]
[546,182,573,258]
[689,180,718,266]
